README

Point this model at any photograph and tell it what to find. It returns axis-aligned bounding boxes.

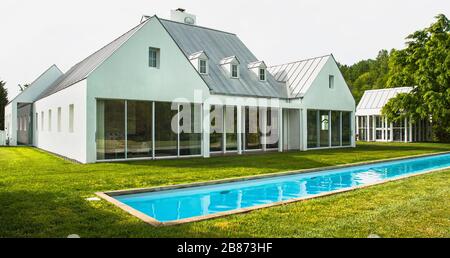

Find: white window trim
[259,68,266,81]
[198,59,208,74]
[231,64,239,78]
[148,47,160,69]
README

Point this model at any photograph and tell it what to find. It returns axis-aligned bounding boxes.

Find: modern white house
[356,87,432,142]
[4,9,355,163]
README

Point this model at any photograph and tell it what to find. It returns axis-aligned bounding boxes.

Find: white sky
[1,0,449,99]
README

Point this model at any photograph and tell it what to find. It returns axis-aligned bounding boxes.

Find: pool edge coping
[95,150,450,227]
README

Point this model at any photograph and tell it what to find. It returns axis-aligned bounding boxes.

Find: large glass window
[331,111,341,146]
[96,100,125,160]
[245,106,262,150]
[179,103,202,156]
[225,106,238,151]
[210,105,224,152]
[155,102,178,157]
[307,110,318,148]
[342,112,351,146]
[266,108,279,149]
[320,111,330,147]
[127,101,152,158]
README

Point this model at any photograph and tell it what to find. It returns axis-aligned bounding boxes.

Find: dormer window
[189,50,209,75]
[231,64,239,78]
[248,61,267,81]
[259,68,266,81]
[220,56,240,79]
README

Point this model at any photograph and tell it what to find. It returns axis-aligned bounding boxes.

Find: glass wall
[307,110,318,148]
[342,112,351,146]
[127,101,152,158]
[266,108,279,149]
[319,110,330,147]
[331,111,341,146]
[96,100,125,160]
[179,103,202,156]
[210,105,223,152]
[225,106,238,151]
[245,106,262,150]
[155,102,178,157]
[393,120,404,141]
[308,109,352,149]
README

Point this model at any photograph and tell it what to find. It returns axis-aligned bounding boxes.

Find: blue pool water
[114,153,450,223]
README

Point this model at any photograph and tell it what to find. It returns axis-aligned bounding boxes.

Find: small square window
[199,59,207,74]
[231,64,238,78]
[259,68,266,81]
[149,47,160,68]
[329,75,334,89]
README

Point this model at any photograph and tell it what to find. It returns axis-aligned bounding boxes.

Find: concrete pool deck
[96,151,450,227]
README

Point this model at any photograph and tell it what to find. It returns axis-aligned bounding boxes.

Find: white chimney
[170,8,196,25]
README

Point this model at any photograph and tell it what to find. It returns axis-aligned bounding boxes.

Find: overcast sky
[1,0,448,99]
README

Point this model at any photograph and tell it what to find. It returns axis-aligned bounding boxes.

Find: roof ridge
[364,86,414,92]
[159,18,237,36]
[7,64,62,104]
[268,54,331,68]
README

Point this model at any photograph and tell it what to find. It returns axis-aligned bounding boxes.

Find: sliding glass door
[307,109,353,149]
[179,103,202,156]
[245,106,262,150]
[96,100,126,160]
[155,102,178,157]
[127,101,152,158]
[225,106,238,151]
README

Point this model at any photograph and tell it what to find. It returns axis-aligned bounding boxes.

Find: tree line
[339,14,449,142]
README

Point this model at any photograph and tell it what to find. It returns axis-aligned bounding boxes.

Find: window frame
[259,68,266,81]
[148,47,160,68]
[329,75,334,89]
[231,64,239,78]
[69,104,74,133]
[199,59,207,74]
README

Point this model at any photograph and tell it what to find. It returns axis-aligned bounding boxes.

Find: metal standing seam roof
[33,16,335,101]
[355,87,413,116]
[159,18,288,99]
[36,19,150,100]
[267,55,331,98]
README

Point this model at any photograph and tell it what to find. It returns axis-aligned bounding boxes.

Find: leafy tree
[339,49,391,103]
[0,80,8,130]
[383,14,450,142]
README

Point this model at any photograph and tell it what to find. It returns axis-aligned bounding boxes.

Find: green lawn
[0,142,449,238]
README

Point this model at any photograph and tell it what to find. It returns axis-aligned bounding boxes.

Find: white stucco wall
[33,80,87,163]
[85,17,212,163]
[300,57,356,148]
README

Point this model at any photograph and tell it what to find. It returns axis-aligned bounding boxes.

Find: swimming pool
[99,153,450,225]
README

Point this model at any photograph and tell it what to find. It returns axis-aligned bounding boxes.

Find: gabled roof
[248,61,267,69]
[356,87,413,116]
[219,56,240,65]
[8,64,63,105]
[159,18,288,99]
[36,19,150,100]
[188,50,208,60]
[268,55,331,98]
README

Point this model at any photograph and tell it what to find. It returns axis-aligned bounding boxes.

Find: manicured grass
[0,142,449,237]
